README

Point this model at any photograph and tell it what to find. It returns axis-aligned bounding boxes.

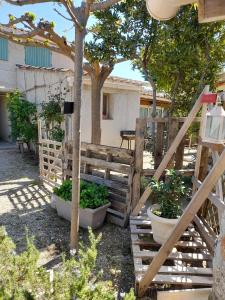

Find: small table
[120,130,135,149]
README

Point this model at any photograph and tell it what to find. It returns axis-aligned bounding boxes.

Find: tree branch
[5,0,58,5]
[54,8,73,21]
[90,0,121,12]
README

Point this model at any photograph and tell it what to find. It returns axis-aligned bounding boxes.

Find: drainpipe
[146,0,195,21]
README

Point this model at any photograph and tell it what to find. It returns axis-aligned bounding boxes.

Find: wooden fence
[132,116,200,210]
[63,141,134,226]
[38,133,134,226]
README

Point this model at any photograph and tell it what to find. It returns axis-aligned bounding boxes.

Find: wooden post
[132,118,146,210]
[174,122,185,170]
[193,86,209,188]
[154,122,164,169]
[132,86,207,216]
[168,117,179,168]
[138,149,225,297]
[104,153,112,179]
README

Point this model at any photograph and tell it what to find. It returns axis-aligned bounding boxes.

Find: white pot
[147,204,179,244]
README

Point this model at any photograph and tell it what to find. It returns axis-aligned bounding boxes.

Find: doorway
[0,93,11,142]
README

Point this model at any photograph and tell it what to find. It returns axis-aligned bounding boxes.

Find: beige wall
[16,68,140,148]
[0,40,140,148]
[0,41,73,92]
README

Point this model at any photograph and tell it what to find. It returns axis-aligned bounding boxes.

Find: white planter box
[53,194,110,229]
[147,204,179,244]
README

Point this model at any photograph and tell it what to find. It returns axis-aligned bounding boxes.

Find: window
[25,46,52,67]
[0,38,8,61]
[140,106,164,118]
[102,94,113,119]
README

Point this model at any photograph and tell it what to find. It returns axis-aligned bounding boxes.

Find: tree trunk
[70,26,86,251]
[91,77,102,144]
[148,75,157,158]
[89,65,113,145]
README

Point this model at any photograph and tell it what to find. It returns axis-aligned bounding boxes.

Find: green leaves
[6,90,37,142]
[150,169,187,219]
[0,227,135,299]
[53,180,109,209]
[80,180,109,209]
[40,99,63,125]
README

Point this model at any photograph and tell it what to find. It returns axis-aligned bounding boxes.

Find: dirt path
[0,148,134,294]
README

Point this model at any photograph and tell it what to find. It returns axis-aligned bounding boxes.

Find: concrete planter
[147,204,179,244]
[53,194,110,229]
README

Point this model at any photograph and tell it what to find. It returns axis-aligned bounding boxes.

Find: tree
[1,0,122,251]
[84,7,137,144]
[125,4,225,116]
[118,0,161,151]
[0,5,137,145]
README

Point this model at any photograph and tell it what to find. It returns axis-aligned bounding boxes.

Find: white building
[0,37,170,147]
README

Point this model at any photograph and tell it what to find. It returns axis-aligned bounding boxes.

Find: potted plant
[52,180,110,229]
[147,169,187,244]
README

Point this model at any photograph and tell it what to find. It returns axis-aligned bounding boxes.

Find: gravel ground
[0,148,135,294]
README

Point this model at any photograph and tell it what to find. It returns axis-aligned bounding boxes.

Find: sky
[0,1,144,81]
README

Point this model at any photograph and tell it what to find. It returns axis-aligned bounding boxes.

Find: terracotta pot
[53,194,110,229]
[147,204,179,244]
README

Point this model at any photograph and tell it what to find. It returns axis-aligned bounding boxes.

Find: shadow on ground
[0,149,135,293]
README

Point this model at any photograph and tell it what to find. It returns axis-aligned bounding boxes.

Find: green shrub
[6,90,37,142]
[0,227,135,299]
[53,180,109,209]
[150,169,187,219]
[40,100,63,126]
[49,126,65,142]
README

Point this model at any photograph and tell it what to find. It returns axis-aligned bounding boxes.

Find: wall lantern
[64,102,74,114]
[202,105,225,144]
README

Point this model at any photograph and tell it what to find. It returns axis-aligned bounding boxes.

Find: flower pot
[55,196,72,221]
[147,204,179,244]
[54,194,110,229]
[79,203,111,229]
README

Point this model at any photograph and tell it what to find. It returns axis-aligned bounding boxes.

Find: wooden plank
[131,226,194,238]
[132,237,206,249]
[193,216,215,255]
[135,264,212,276]
[134,250,211,261]
[80,142,134,158]
[105,153,112,179]
[132,119,145,210]
[155,122,164,169]
[192,177,225,212]
[147,274,212,286]
[80,156,131,174]
[198,0,225,23]
[107,208,125,218]
[132,86,208,216]
[107,214,125,227]
[142,168,195,176]
[175,122,185,170]
[168,118,179,168]
[138,149,225,296]
[80,173,128,193]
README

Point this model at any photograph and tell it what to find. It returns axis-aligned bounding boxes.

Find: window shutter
[0,38,8,61]
[25,47,52,67]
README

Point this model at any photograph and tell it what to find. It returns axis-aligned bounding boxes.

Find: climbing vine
[39,87,70,142]
[6,90,37,143]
